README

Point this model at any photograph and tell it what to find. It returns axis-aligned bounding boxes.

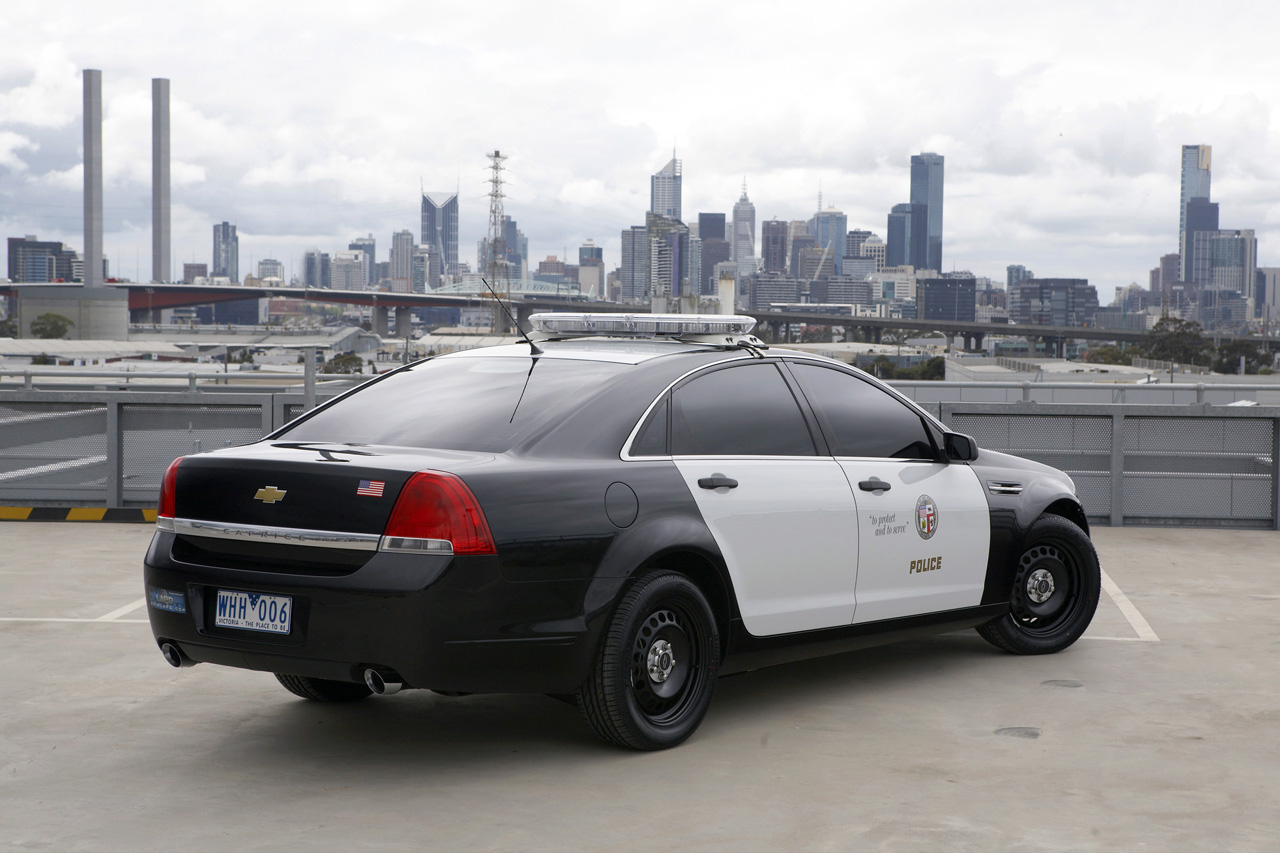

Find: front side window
[789,362,936,460]
[670,363,816,456]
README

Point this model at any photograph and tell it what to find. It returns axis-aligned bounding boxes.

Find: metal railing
[1,381,1277,529]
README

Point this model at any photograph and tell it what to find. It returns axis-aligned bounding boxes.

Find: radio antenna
[480,276,541,355]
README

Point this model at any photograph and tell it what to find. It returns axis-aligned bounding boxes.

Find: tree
[1140,316,1210,365]
[322,352,365,374]
[29,313,75,340]
[1083,345,1132,366]
[0,315,17,337]
[1213,339,1268,375]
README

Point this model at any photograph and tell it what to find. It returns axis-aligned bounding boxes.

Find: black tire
[977,514,1101,655]
[579,571,720,750]
[275,673,372,702]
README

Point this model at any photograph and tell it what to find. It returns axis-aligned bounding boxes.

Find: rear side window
[670,363,816,456]
[789,362,936,460]
[282,356,627,452]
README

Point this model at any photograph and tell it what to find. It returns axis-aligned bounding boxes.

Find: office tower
[7,236,78,282]
[646,212,689,299]
[917,277,977,322]
[1192,229,1257,297]
[909,152,944,272]
[731,182,756,272]
[809,207,848,275]
[331,251,365,290]
[421,192,459,277]
[1178,145,1212,280]
[348,235,376,286]
[182,263,207,284]
[578,239,605,298]
[412,245,437,293]
[761,219,788,273]
[1009,279,1098,326]
[860,236,886,272]
[1007,264,1033,290]
[886,204,927,269]
[152,78,170,283]
[505,217,528,279]
[390,230,415,292]
[83,69,103,287]
[698,213,726,242]
[789,233,816,278]
[699,237,730,296]
[620,225,649,302]
[212,222,238,282]
[845,229,872,262]
[651,156,683,221]
[302,250,330,288]
[257,258,284,280]
[1183,198,1220,286]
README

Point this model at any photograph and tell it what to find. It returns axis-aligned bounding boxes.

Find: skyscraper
[257,258,284,281]
[331,251,365,290]
[390,230,415,292]
[7,236,77,282]
[620,225,649,302]
[698,213,726,241]
[212,222,238,282]
[731,182,756,273]
[809,207,848,275]
[761,219,788,273]
[349,235,376,287]
[886,204,927,269]
[1178,144,1212,281]
[1183,197,1219,287]
[302,250,330,288]
[909,152,944,272]
[421,192,459,277]
[651,156,682,221]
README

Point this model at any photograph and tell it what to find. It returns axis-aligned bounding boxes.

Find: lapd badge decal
[915,495,938,539]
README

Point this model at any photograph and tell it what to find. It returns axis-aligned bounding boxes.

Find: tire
[977,514,1101,655]
[275,673,372,702]
[579,571,720,750]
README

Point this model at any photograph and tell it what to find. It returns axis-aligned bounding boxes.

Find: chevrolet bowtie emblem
[254,486,287,504]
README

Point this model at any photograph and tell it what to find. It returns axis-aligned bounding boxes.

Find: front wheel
[977,514,1100,655]
[579,572,720,750]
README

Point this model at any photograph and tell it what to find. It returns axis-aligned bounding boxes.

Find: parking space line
[95,597,147,622]
[0,617,148,623]
[1099,568,1160,642]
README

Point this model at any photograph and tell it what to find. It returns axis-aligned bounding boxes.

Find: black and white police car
[145,313,1100,750]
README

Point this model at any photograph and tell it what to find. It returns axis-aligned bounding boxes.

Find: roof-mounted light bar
[529,313,758,339]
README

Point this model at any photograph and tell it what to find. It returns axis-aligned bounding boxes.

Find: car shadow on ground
[198,630,1007,771]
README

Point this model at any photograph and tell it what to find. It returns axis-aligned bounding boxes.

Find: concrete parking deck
[1,524,1276,851]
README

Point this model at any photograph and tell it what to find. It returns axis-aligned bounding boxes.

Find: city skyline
[3,2,1280,289]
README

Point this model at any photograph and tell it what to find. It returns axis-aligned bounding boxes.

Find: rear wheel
[977,514,1100,655]
[275,673,372,702]
[579,572,720,750]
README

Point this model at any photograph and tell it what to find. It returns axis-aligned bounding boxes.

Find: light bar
[529,313,757,337]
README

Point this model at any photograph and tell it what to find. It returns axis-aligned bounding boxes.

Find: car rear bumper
[143,531,605,694]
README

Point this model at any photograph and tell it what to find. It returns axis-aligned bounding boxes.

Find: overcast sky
[4,1,1280,297]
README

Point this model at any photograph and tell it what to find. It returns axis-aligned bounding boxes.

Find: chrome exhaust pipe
[160,642,196,668]
[364,668,402,695]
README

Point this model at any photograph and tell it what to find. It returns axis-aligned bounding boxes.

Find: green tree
[322,352,365,374]
[1140,316,1211,365]
[1213,339,1267,375]
[1083,345,1132,366]
[0,315,17,337]
[29,313,75,340]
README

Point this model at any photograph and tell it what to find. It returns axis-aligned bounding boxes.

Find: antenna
[480,276,540,355]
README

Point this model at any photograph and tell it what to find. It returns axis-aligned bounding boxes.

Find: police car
[144,313,1100,751]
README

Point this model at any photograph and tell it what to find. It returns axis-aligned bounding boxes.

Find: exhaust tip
[363,668,402,696]
[160,642,195,668]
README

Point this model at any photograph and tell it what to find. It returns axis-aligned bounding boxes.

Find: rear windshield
[281,356,629,452]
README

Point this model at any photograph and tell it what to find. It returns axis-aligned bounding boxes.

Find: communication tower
[485,150,511,333]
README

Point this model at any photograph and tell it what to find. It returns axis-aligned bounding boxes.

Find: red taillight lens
[383,471,496,555]
[158,456,184,520]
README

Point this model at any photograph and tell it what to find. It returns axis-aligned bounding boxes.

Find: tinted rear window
[281,356,628,451]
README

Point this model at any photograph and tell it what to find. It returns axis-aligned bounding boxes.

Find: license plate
[214,590,292,635]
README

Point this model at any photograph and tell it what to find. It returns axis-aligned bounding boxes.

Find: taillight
[157,456,184,532]
[381,471,496,555]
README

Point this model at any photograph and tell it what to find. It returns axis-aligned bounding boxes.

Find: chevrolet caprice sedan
[145,313,1100,750]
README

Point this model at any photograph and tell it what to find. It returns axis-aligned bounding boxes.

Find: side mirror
[944,432,978,462]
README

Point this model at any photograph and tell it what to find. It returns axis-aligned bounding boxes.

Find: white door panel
[674,458,859,636]
[841,461,990,624]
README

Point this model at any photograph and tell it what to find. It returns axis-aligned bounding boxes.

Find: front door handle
[858,478,891,492]
[698,474,738,490]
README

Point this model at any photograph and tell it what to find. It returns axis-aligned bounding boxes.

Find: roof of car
[436,338,752,366]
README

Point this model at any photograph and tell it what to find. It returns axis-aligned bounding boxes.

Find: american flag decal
[356,480,385,497]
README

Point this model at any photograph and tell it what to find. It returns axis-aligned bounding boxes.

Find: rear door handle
[858,478,891,492]
[698,474,738,490]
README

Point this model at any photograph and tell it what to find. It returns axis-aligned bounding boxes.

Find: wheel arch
[1042,497,1090,536]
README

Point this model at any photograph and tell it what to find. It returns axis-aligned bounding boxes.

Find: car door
[660,361,861,637]
[787,361,990,624]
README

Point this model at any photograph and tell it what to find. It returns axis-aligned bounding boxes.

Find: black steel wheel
[578,571,720,750]
[977,514,1101,655]
[275,673,372,702]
